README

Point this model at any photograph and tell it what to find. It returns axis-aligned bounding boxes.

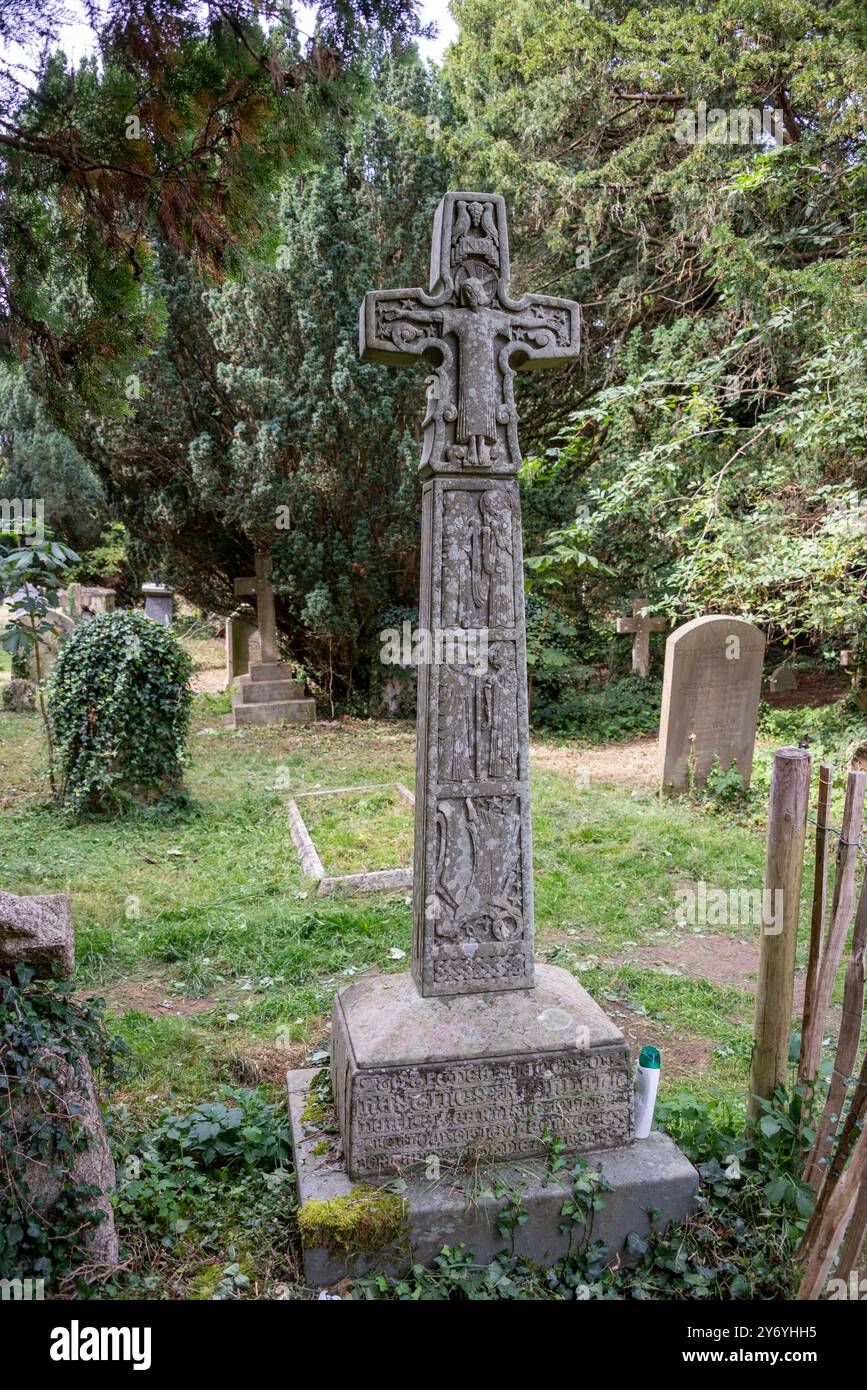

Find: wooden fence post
[749,747,812,1117]
[798,762,833,1099]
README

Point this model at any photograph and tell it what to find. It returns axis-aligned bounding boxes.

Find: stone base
[331,965,634,1179]
[288,1068,699,1288]
[230,661,316,726]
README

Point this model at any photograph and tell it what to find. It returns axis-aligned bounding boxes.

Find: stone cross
[616,597,665,679]
[360,191,581,997]
[233,551,278,665]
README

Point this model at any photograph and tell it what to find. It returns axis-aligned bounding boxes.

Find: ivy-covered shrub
[48,609,193,812]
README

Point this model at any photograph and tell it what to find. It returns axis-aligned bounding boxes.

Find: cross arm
[506,292,581,372]
[359,287,444,367]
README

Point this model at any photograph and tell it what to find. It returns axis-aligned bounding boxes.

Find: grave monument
[658,614,765,792]
[230,552,315,725]
[142,582,174,626]
[288,192,697,1282]
[616,597,665,679]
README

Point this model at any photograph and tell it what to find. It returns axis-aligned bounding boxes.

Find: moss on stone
[300,1066,334,1130]
[298,1185,409,1261]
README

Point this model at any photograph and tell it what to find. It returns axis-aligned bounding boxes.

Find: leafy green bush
[110,1087,294,1289]
[533,672,662,741]
[147,1086,291,1172]
[759,696,867,766]
[48,609,193,812]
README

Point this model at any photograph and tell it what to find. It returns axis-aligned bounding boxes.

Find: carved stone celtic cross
[361,192,581,997]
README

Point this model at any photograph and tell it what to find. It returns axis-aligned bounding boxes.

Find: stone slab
[0,890,74,977]
[238,676,306,702]
[231,697,316,725]
[225,613,259,686]
[658,614,765,792]
[288,1068,699,1287]
[331,964,633,1179]
[317,867,413,897]
[142,583,174,626]
[248,661,293,683]
[287,799,326,880]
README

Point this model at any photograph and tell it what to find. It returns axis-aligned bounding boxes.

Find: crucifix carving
[616,597,665,679]
[361,192,581,997]
[360,193,580,475]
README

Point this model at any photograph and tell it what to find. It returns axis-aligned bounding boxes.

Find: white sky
[4,1,459,73]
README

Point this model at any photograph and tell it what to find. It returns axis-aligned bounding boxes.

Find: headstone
[234,553,278,664]
[0,890,118,1264]
[9,591,75,681]
[0,890,74,976]
[288,191,697,1282]
[768,662,797,694]
[225,611,260,686]
[840,649,867,710]
[658,615,765,791]
[142,582,174,625]
[616,597,666,678]
[78,586,116,616]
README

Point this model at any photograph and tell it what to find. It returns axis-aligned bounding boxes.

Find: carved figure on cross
[359,192,580,475]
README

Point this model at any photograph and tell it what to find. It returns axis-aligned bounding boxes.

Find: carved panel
[343,1047,634,1176]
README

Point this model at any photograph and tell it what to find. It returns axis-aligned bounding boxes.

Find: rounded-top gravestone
[658,614,765,792]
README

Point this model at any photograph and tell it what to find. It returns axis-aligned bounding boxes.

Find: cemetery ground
[0,648,860,1298]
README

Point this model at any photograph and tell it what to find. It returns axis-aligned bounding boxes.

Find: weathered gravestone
[142,582,174,626]
[658,615,765,792]
[229,553,315,725]
[0,891,118,1265]
[71,585,116,617]
[224,611,260,686]
[288,192,697,1283]
[616,597,666,679]
[768,662,797,695]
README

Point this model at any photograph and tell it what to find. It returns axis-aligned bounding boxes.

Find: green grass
[2,691,857,1115]
[4,684,863,1299]
[0,694,778,1109]
[298,784,414,872]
